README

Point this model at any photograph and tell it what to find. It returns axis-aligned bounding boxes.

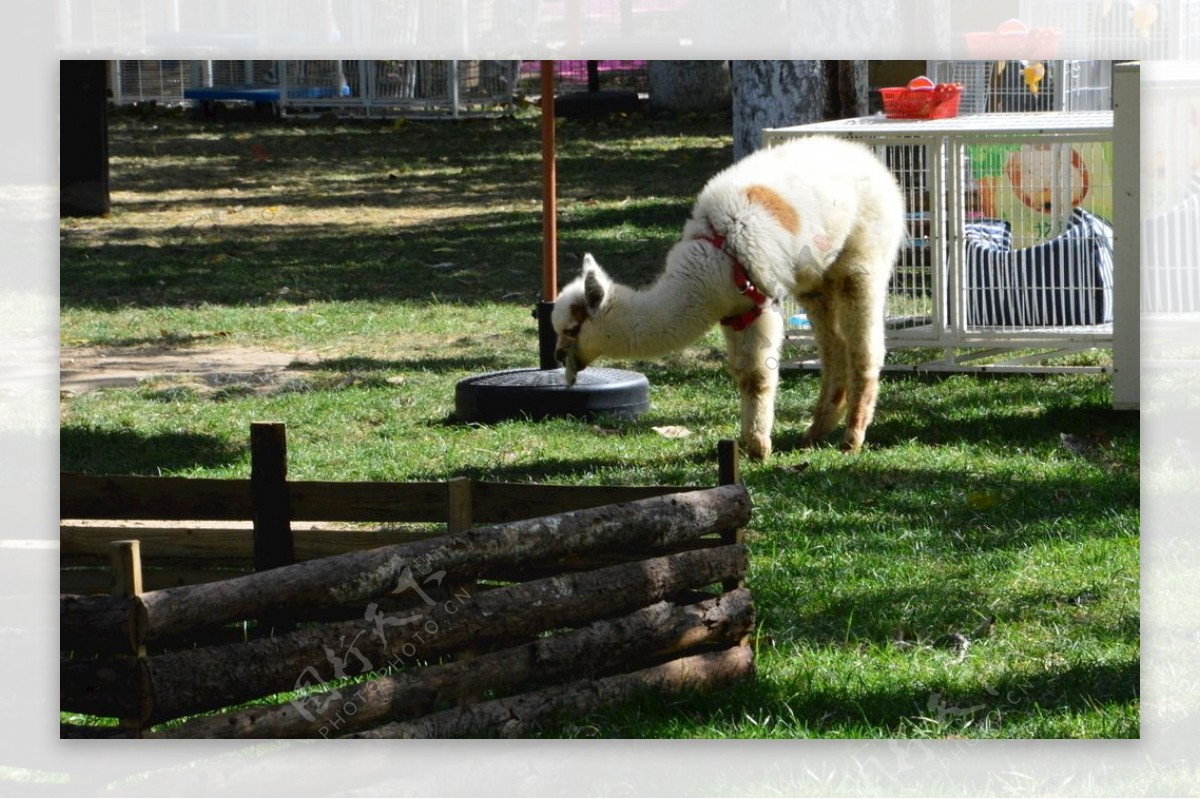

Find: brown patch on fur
[570,303,589,324]
[738,370,771,398]
[745,185,800,235]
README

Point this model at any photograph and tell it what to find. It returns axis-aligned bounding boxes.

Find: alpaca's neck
[595,263,735,359]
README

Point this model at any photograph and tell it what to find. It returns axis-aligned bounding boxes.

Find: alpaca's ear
[581,254,610,313]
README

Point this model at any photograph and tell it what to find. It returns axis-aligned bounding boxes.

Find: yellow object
[1022,61,1045,96]
[1132,2,1159,40]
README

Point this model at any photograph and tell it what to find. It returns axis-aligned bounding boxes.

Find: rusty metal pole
[537,60,559,369]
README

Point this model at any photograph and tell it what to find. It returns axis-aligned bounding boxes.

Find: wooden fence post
[110,540,147,736]
[718,439,740,488]
[445,476,482,703]
[110,539,144,600]
[717,440,746,595]
[251,422,294,572]
[446,477,473,535]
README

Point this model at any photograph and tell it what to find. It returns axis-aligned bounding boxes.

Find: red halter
[701,234,772,331]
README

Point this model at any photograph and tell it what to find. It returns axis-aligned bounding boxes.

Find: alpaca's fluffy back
[685,136,907,300]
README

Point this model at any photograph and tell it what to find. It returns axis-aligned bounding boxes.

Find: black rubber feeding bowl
[454,367,650,424]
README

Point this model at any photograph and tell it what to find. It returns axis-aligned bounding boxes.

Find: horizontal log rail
[148,546,744,723]
[61,484,750,654]
[153,589,753,738]
[348,644,756,739]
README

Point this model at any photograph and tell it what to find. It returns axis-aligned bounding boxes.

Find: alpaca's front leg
[723,311,783,461]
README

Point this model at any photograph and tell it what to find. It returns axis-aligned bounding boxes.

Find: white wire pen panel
[1020,0,1200,58]
[925,60,1112,115]
[280,60,361,105]
[108,60,517,118]
[112,60,191,105]
[763,111,1117,371]
[1142,66,1200,314]
[207,60,280,89]
[1143,177,1200,314]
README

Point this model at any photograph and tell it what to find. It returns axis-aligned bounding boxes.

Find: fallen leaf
[967,490,1001,510]
[652,425,693,439]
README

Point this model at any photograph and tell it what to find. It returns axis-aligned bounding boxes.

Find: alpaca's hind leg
[722,311,783,461]
[799,294,849,447]
[836,275,888,451]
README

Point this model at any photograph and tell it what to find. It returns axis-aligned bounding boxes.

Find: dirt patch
[60,345,319,396]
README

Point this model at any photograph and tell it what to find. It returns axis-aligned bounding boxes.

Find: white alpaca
[552,136,906,459]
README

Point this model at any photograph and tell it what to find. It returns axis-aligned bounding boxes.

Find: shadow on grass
[298,354,519,375]
[760,562,1138,650]
[64,114,729,312]
[567,652,1138,738]
[101,113,730,217]
[60,426,243,475]
[767,373,1139,455]
[59,205,689,311]
[60,214,546,310]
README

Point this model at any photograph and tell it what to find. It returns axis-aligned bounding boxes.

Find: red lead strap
[701,234,772,331]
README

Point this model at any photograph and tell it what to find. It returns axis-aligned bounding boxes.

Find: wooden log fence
[61,423,753,738]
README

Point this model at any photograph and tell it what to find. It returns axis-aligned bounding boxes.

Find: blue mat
[184,85,349,103]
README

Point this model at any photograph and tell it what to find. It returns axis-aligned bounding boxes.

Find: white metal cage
[1142,63,1200,316]
[926,60,1112,115]
[108,60,518,118]
[1019,0,1200,58]
[763,111,1119,373]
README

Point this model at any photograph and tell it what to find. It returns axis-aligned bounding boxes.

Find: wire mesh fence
[107,59,655,116]
[926,60,1112,115]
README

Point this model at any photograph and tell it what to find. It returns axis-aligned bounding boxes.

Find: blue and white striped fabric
[1143,174,1200,314]
[964,208,1115,328]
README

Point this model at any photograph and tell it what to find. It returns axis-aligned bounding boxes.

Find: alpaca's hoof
[799,429,827,450]
[742,434,772,461]
[839,432,866,453]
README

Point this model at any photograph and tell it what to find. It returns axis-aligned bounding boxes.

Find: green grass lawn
[59,109,1139,738]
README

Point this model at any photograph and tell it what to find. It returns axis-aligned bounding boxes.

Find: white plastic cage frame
[1142,63,1200,317]
[1020,0,1200,58]
[763,111,1122,374]
[925,60,1112,115]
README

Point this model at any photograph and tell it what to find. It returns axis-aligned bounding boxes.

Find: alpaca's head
[551,254,615,384]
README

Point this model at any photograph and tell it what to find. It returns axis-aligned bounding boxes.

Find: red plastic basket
[963,18,1060,60]
[879,76,963,120]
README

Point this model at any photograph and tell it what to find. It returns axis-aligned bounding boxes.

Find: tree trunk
[730,60,868,162]
[785,0,909,57]
[647,61,731,114]
[60,60,110,217]
[348,645,755,738]
[133,485,751,642]
[143,545,748,726]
